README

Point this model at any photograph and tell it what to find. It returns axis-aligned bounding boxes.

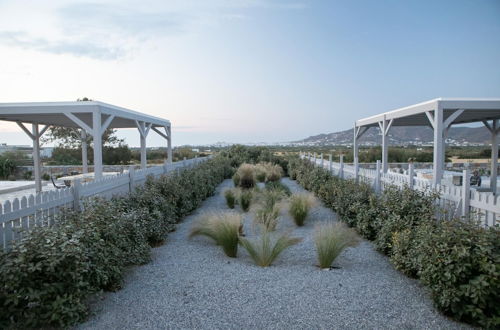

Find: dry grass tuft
[189,211,243,257]
[239,230,301,267]
[289,193,317,226]
[314,222,360,269]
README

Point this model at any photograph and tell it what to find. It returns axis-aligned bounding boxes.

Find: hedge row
[0,156,233,329]
[288,157,500,329]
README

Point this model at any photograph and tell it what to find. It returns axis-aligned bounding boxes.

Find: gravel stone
[77,178,470,330]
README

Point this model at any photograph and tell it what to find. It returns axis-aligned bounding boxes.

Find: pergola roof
[0,101,170,129]
[356,98,500,128]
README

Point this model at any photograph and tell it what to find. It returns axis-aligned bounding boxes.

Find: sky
[0,0,499,147]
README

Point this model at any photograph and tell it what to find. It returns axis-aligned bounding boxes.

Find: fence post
[72,179,81,212]
[408,163,414,189]
[339,155,344,179]
[129,167,135,192]
[375,160,381,193]
[329,154,332,172]
[462,168,470,218]
[313,152,317,165]
[320,153,324,168]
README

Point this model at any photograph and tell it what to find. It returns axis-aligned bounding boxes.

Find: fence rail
[302,152,499,227]
[0,157,209,249]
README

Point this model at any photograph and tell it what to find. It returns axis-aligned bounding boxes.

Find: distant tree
[42,97,124,148]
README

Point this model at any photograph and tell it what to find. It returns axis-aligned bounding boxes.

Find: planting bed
[78,179,469,329]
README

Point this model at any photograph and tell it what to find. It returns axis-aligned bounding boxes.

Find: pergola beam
[64,112,93,135]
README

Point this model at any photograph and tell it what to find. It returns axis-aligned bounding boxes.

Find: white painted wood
[490,120,498,195]
[328,154,332,172]
[32,124,42,193]
[72,179,82,211]
[81,130,88,173]
[408,163,414,189]
[93,111,103,179]
[381,115,389,173]
[462,168,470,217]
[166,125,172,164]
[375,160,381,193]
[433,104,444,185]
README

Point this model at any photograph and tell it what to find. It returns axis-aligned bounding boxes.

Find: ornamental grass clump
[189,211,242,257]
[289,193,317,226]
[314,222,360,269]
[236,163,256,189]
[239,230,301,267]
[255,204,281,231]
[240,190,252,212]
[255,164,267,182]
[265,163,283,182]
[224,189,236,209]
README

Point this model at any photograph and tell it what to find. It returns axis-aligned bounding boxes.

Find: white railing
[301,152,499,227]
[0,157,209,249]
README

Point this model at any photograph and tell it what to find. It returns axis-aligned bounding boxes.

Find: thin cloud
[0,31,124,60]
[0,0,307,60]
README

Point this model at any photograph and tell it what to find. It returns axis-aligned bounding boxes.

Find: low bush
[289,193,317,226]
[239,230,301,267]
[0,155,232,329]
[189,211,243,258]
[288,156,500,327]
[314,222,359,269]
[224,189,236,209]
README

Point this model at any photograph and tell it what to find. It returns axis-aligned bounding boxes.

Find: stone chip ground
[77,178,470,330]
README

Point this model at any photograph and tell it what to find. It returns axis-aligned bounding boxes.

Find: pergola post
[430,104,444,186]
[93,111,103,179]
[16,121,48,193]
[136,121,152,170]
[81,130,88,174]
[491,121,498,195]
[353,124,359,168]
[32,124,42,193]
[483,119,499,194]
[167,125,172,164]
[378,115,393,173]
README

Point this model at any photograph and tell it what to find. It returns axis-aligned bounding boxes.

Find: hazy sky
[0,0,499,147]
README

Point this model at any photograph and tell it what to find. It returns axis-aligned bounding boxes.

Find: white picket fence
[0,157,209,249]
[302,153,499,227]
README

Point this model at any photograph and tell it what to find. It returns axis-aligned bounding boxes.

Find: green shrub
[289,193,317,226]
[240,190,252,212]
[189,211,242,257]
[239,230,301,267]
[287,156,500,327]
[0,155,232,329]
[42,172,50,181]
[224,189,236,209]
[314,222,359,269]
[417,219,500,328]
[374,186,437,255]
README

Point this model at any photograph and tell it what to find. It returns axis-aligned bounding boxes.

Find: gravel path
[78,178,470,330]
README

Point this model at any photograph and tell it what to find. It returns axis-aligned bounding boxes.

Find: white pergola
[354,98,500,192]
[0,101,172,192]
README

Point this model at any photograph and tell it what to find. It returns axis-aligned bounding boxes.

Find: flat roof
[0,101,170,129]
[356,98,500,128]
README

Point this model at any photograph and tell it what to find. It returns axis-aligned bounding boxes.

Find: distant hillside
[295,126,491,146]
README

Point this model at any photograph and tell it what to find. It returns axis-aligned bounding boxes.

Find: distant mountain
[295,126,491,146]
